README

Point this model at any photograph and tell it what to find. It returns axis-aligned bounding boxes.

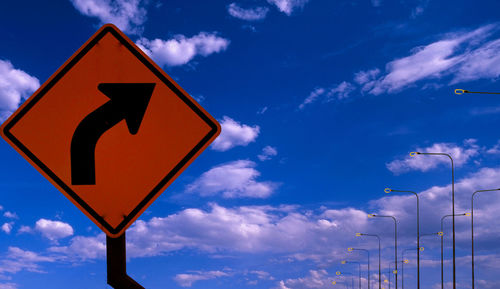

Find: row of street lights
[333,150,500,289]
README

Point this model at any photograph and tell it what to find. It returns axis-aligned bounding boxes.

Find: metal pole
[106,232,144,289]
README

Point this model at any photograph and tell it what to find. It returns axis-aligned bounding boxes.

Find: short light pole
[368,214,398,289]
[401,248,418,289]
[440,213,469,289]
[342,260,362,289]
[411,151,456,289]
[348,248,370,289]
[471,188,500,289]
[385,187,420,289]
[336,271,355,289]
[332,280,349,289]
[356,233,381,289]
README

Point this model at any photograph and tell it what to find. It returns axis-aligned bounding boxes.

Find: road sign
[0,24,221,237]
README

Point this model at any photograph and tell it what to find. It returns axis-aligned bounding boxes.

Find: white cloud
[35,219,74,241]
[121,203,369,259]
[3,212,17,219]
[228,3,269,21]
[48,234,106,261]
[386,139,480,174]
[267,0,310,16]
[0,283,17,289]
[211,116,260,151]
[275,269,337,289]
[17,226,32,234]
[136,32,230,67]
[69,0,148,34]
[1,223,12,234]
[358,24,499,95]
[0,247,55,275]
[174,270,230,287]
[371,0,382,7]
[258,146,278,161]
[185,160,277,198]
[0,60,39,122]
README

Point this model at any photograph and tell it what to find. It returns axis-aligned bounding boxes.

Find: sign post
[0,24,221,288]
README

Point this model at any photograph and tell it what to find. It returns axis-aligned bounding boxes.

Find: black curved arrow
[71,83,155,185]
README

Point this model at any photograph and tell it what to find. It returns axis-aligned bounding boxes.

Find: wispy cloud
[0,60,39,122]
[258,146,278,161]
[136,32,230,67]
[211,116,260,151]
[174,270,231,287]
[228,3,269,21]
[299,82,355,109]
[185,160,277,198]
[69,0,148,34]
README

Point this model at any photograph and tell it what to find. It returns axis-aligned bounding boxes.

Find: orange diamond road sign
[0,24,221,237]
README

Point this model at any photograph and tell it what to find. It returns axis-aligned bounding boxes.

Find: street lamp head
[384,188,391,193]
[438,231,444,236]
[332,281,337,285]
[341,260,346,264]
[355,233,362,237]
[384,279,389,283]
[336,271,341,276]
[404,259,409,264]
[409,151,420,157]
[368,214,376,218]
[393,270,398,275]
[420,246,425,251]
[465,213,471,216]
[454,88,468,95]
[347,247,353,252]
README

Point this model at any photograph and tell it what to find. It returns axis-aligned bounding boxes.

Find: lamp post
[388,261,404,289]
[385,188,420,289]
[368,214,398,289]
[348,248,370,289]
[411,151,456,289]
[337,271,355,289]
[332,280,349,289]
[401,248,418,289]
[440,213,469,289]
[471,188,500,289]
[342,260,362,289]
[356,233,381,289]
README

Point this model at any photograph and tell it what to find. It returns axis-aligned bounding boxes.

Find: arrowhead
[98,83,155,135]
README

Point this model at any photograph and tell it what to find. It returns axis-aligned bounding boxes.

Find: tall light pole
[348,248,370,289]
[342,260,362,289]
[471,188,500,289]
[356,233,381,289]
[440,213,469,289]
[411,151,456,289]
[385,188,420,289]
[368,214,398,289]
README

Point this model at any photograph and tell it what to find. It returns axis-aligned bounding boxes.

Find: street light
[411,151,457,289]
[471,188,500,289]
[385,187,420,289]
[337,271,355,289]
[440,213,469,289]
[356,233,381,289]
[342,260,362,289]
[368,214,398,289]
[348,248,370,289]
[332,280,349,289]
[401,248,418,289]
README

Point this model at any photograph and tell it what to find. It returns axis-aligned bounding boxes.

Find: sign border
[0,24,220,237]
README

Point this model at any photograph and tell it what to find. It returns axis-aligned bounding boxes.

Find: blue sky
[1,0,500,288]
